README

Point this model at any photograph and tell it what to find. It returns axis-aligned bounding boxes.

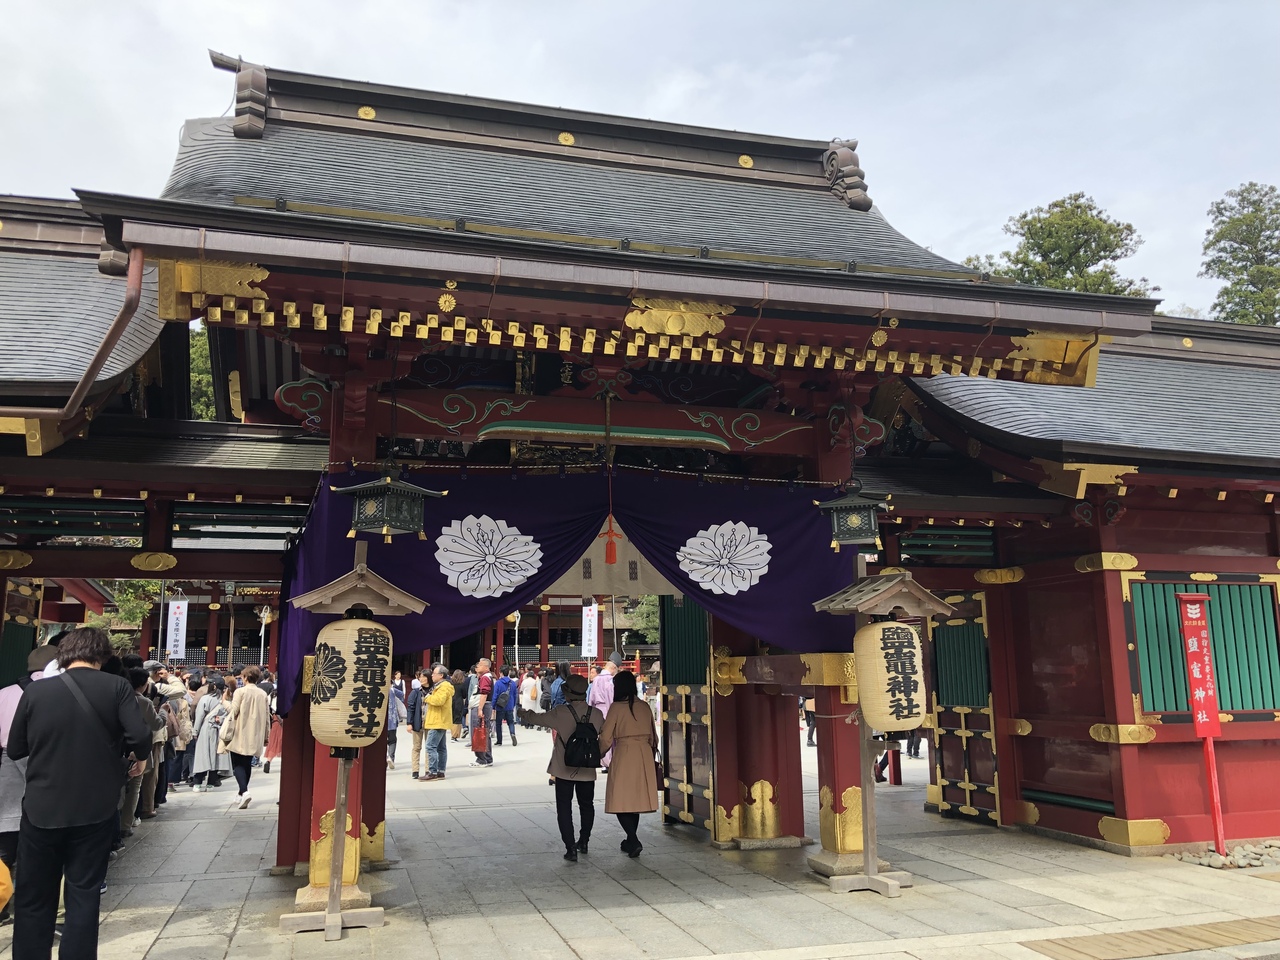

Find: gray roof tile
[914,352,1280,466]
[161,118,973,276]
[0,250,163,391]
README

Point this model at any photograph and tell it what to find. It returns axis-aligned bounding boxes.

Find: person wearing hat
[518,674,604,862]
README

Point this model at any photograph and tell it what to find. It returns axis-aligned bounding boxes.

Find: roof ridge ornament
[822,138,873,212]
[209,50,267,139]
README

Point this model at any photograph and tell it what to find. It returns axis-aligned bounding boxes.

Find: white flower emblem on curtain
[436,515,544,599]
[677,521,772,596]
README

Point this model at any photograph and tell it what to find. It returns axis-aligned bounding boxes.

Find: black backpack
[560,703,601,769]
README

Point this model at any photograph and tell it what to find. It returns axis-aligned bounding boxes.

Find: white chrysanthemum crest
[677,521,772,596]
[436,515,544,599]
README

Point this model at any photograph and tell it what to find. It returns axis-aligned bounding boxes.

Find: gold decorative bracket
[1074,552,1139,573]
[1035,460,1136,498]
[975,566,1024,585]
[1089,723,1157,745]
[624,298,733,337]
[155,258,270,320]
[1098,816,1170,846]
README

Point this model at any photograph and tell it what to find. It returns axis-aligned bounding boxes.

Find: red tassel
[600,514,622,564]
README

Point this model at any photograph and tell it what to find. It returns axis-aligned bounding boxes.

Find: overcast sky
[3,1,1277,314]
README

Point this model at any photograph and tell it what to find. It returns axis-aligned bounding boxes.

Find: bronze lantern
[333,473,445,543]
[818,479,886,546]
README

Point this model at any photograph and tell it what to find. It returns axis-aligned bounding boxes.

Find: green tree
[627,596,660,642]
[964,192,1155,296]
[190,322,216,420]
[87,580,159,627]
[1200,182,1280,326]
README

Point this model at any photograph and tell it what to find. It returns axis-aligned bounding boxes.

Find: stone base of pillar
[292,882,373,911]
[826,871,913,896]
[734,835,815,851]
[279,906,385,937]
[806,849,889,876]
[807,850,913,896]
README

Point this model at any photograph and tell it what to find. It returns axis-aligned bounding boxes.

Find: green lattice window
[934,622,990,708]
[1132,581,1280,713]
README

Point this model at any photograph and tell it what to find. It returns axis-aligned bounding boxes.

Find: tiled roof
[913,351,1280,469]
[0,249,163,393]
[160,117,973,276]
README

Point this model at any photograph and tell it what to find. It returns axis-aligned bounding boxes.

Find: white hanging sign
[581,601,599,660]
[166,600,189,660]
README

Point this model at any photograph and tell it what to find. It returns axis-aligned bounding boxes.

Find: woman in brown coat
[598,671,658,858]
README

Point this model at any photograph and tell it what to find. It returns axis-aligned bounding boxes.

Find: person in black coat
[8,627,152,959]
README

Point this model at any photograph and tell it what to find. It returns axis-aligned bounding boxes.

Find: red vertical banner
[1175,592,1226,854]
[1175,593,1222,737]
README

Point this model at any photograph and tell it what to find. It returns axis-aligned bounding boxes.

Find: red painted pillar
[733,685,804,839]
[813,685,866,855]
[360,729,388,863]
[539,609,550,665]
[139,615,153,660]
[275,695,313,869]
[494,619,505,669]
[206,607,219,668]
[484,627,493,662]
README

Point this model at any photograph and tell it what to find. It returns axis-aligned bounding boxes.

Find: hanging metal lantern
[818,478,886,545]
[333,472,445,543]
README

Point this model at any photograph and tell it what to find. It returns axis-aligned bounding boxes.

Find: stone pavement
[4,729,1280,959]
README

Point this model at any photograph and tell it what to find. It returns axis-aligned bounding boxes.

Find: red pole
[1203,736,1226,855]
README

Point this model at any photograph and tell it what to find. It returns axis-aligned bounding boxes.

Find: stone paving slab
[1,731,1280,958]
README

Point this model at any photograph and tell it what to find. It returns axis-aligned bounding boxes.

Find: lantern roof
[813,571,956,619]
[330,474,447,499]
[288,541,427,616]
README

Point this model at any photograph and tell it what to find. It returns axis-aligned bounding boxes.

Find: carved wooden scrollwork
[822,138,873,212]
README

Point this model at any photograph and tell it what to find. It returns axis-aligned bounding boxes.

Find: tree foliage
[627,596,660,642]
[96,580,159,627]
[190,323,216,420]
[964,193,1154,296]
[1200,182,1280,326]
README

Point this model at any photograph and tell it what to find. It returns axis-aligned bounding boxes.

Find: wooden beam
[14,549,284,580]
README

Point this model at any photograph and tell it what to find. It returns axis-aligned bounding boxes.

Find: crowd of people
[390,653,661,864]
[0,632,661,956]
[0,627,278,958]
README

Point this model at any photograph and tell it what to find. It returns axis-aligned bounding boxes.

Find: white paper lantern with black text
[310,608,394,748]
[854,621,925,732]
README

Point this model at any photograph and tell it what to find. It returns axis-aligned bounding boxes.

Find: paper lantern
[309,608,394,748]
[853,621,925,732]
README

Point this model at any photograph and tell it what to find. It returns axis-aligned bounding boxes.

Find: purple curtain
[611,473,853,654]
[277,469,855,714]
[277,473,609,712]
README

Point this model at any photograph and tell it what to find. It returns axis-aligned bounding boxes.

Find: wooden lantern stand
[278,541,428,939]
[812,571,956,897]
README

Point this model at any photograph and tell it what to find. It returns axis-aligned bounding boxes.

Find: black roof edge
[0,195,93,224]
[1150,314,1280,347]
[88,415,323,444]
[76,189,1162,319]
[209,50,830,159]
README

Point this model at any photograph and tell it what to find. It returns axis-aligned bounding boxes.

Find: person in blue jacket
[492,667,519,746]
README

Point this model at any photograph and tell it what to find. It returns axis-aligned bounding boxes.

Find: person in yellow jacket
[421,665,455,781]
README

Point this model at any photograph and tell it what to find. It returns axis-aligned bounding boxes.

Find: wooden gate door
[659,595,713,832]
[930,591,1000,824]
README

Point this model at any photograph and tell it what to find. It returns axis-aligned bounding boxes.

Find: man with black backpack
[518,673,603,863]
[492,667,518,747]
